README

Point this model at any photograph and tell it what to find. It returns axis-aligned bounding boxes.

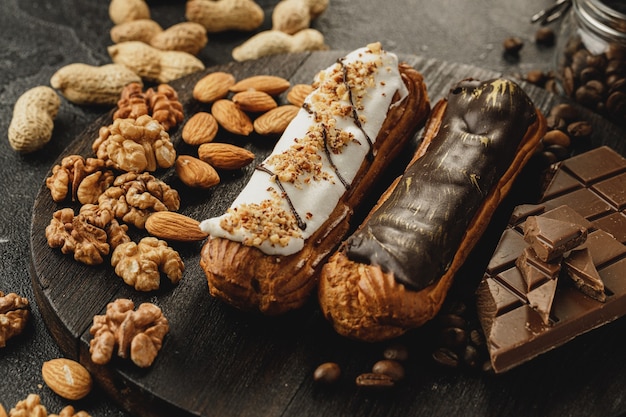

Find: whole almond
[42,358,92,400]
[232,90,277,113]
[175,155,220,188]
[182,111,218,145]
[287,83,314,107]
[229,75,291,96]
[211,99,253,136]
[146,211,209,241]
[254,105,300,135]
[193,71,236,103]
[198,143,255,170]
[0,403,7,417]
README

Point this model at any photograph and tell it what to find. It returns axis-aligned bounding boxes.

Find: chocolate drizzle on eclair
[255,164,308,230]
[345,78,537,291]
[339,57,376,160]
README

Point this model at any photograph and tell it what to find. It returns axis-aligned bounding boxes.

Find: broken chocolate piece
[516,247,560,291]
[522,215,587,262]
[526,277,558,325]
[477,147,626,373]
[564,247,606,302]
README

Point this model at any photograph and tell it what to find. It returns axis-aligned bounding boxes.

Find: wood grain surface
[30,51,626,417]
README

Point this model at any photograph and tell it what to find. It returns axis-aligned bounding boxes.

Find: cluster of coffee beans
[430,299,492,373]
[534,102,594,168]
[559,36,626,126]
[313,343,409,389]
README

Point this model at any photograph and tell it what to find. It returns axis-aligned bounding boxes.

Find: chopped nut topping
[220,47,385,248]
[220,187,302,248]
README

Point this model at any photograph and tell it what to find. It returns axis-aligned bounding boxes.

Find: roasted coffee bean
[545,114,567,131]
[383,343,409,362]
[525,69,548,86]
[538,150,560,166]
[355,372,395,389]
[437,313,467,329]
[313,362,341,384]
[503,37,524,55]
[372,359,405,382]
[580,67,603,84]
[558,38,626,125]
[607,91,626,120]
[545,78,559,94]
[439,326,467,348]
[462,345,480,368]
[586,53,607,69]
[567,120,593,141]
[535,27,555,46]
[469,329,486,348]
[606,58,626,77]
[550,103,579,122]
[543,144,570,161]
[562,66,576,96]
[542,129,571,148]
[609,78,626,94]
[575,84,603,108]
[432,347,460,368]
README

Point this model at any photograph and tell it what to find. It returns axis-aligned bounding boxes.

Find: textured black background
[1,1,616,416]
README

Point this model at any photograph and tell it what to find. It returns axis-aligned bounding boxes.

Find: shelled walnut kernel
[111,237,184,291]
[89,298,169,367]
[0,291,30,348]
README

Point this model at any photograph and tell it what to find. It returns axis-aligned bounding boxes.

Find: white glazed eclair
[199,43,430,314]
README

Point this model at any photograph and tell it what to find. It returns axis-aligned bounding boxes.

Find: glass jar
[555,0,626,126]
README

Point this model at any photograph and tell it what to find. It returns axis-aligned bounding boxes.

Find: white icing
[199,43,409,256]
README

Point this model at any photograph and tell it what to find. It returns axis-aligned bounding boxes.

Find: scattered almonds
[175,154,221,189]
[146,211,209,241]
[229,75,291,96]
[42,358,93,400]
[198,142,255,170]
[182,111,219,145]
[253,105,300,136]
[211,99,254,136]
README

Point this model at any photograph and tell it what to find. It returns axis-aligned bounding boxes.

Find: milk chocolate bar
[477,146,626,373]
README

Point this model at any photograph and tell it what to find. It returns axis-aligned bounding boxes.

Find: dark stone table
[2,1,624,416]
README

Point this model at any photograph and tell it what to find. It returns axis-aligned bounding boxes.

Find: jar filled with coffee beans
[555,0,626,126]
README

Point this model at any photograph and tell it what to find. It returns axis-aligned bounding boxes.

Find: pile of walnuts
[45,83,186,292]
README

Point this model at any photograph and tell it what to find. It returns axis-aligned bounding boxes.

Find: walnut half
[89,298,169,368]
[0,291,30,348]
[92,115,176,173]
[111,237,184,291]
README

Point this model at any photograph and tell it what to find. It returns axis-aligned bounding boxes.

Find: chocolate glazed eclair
[318,78,547,342]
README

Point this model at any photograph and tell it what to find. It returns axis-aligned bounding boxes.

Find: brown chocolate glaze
[345,78,537,291]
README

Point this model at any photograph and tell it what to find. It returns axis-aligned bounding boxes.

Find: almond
[229,75,291,96]
[198,143,255,170]
[211,99,254,136]
[175,154,220,189]
[193,71,236,103]
[232,90,277,113]
[182,111,218,145]
[287,83,314,107]
[42,358,92,400]
[253,105,300,136]
[0,402,7,417]
[145,211,209,241]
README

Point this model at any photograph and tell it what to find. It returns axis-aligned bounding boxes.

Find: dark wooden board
[30,51,626,417]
